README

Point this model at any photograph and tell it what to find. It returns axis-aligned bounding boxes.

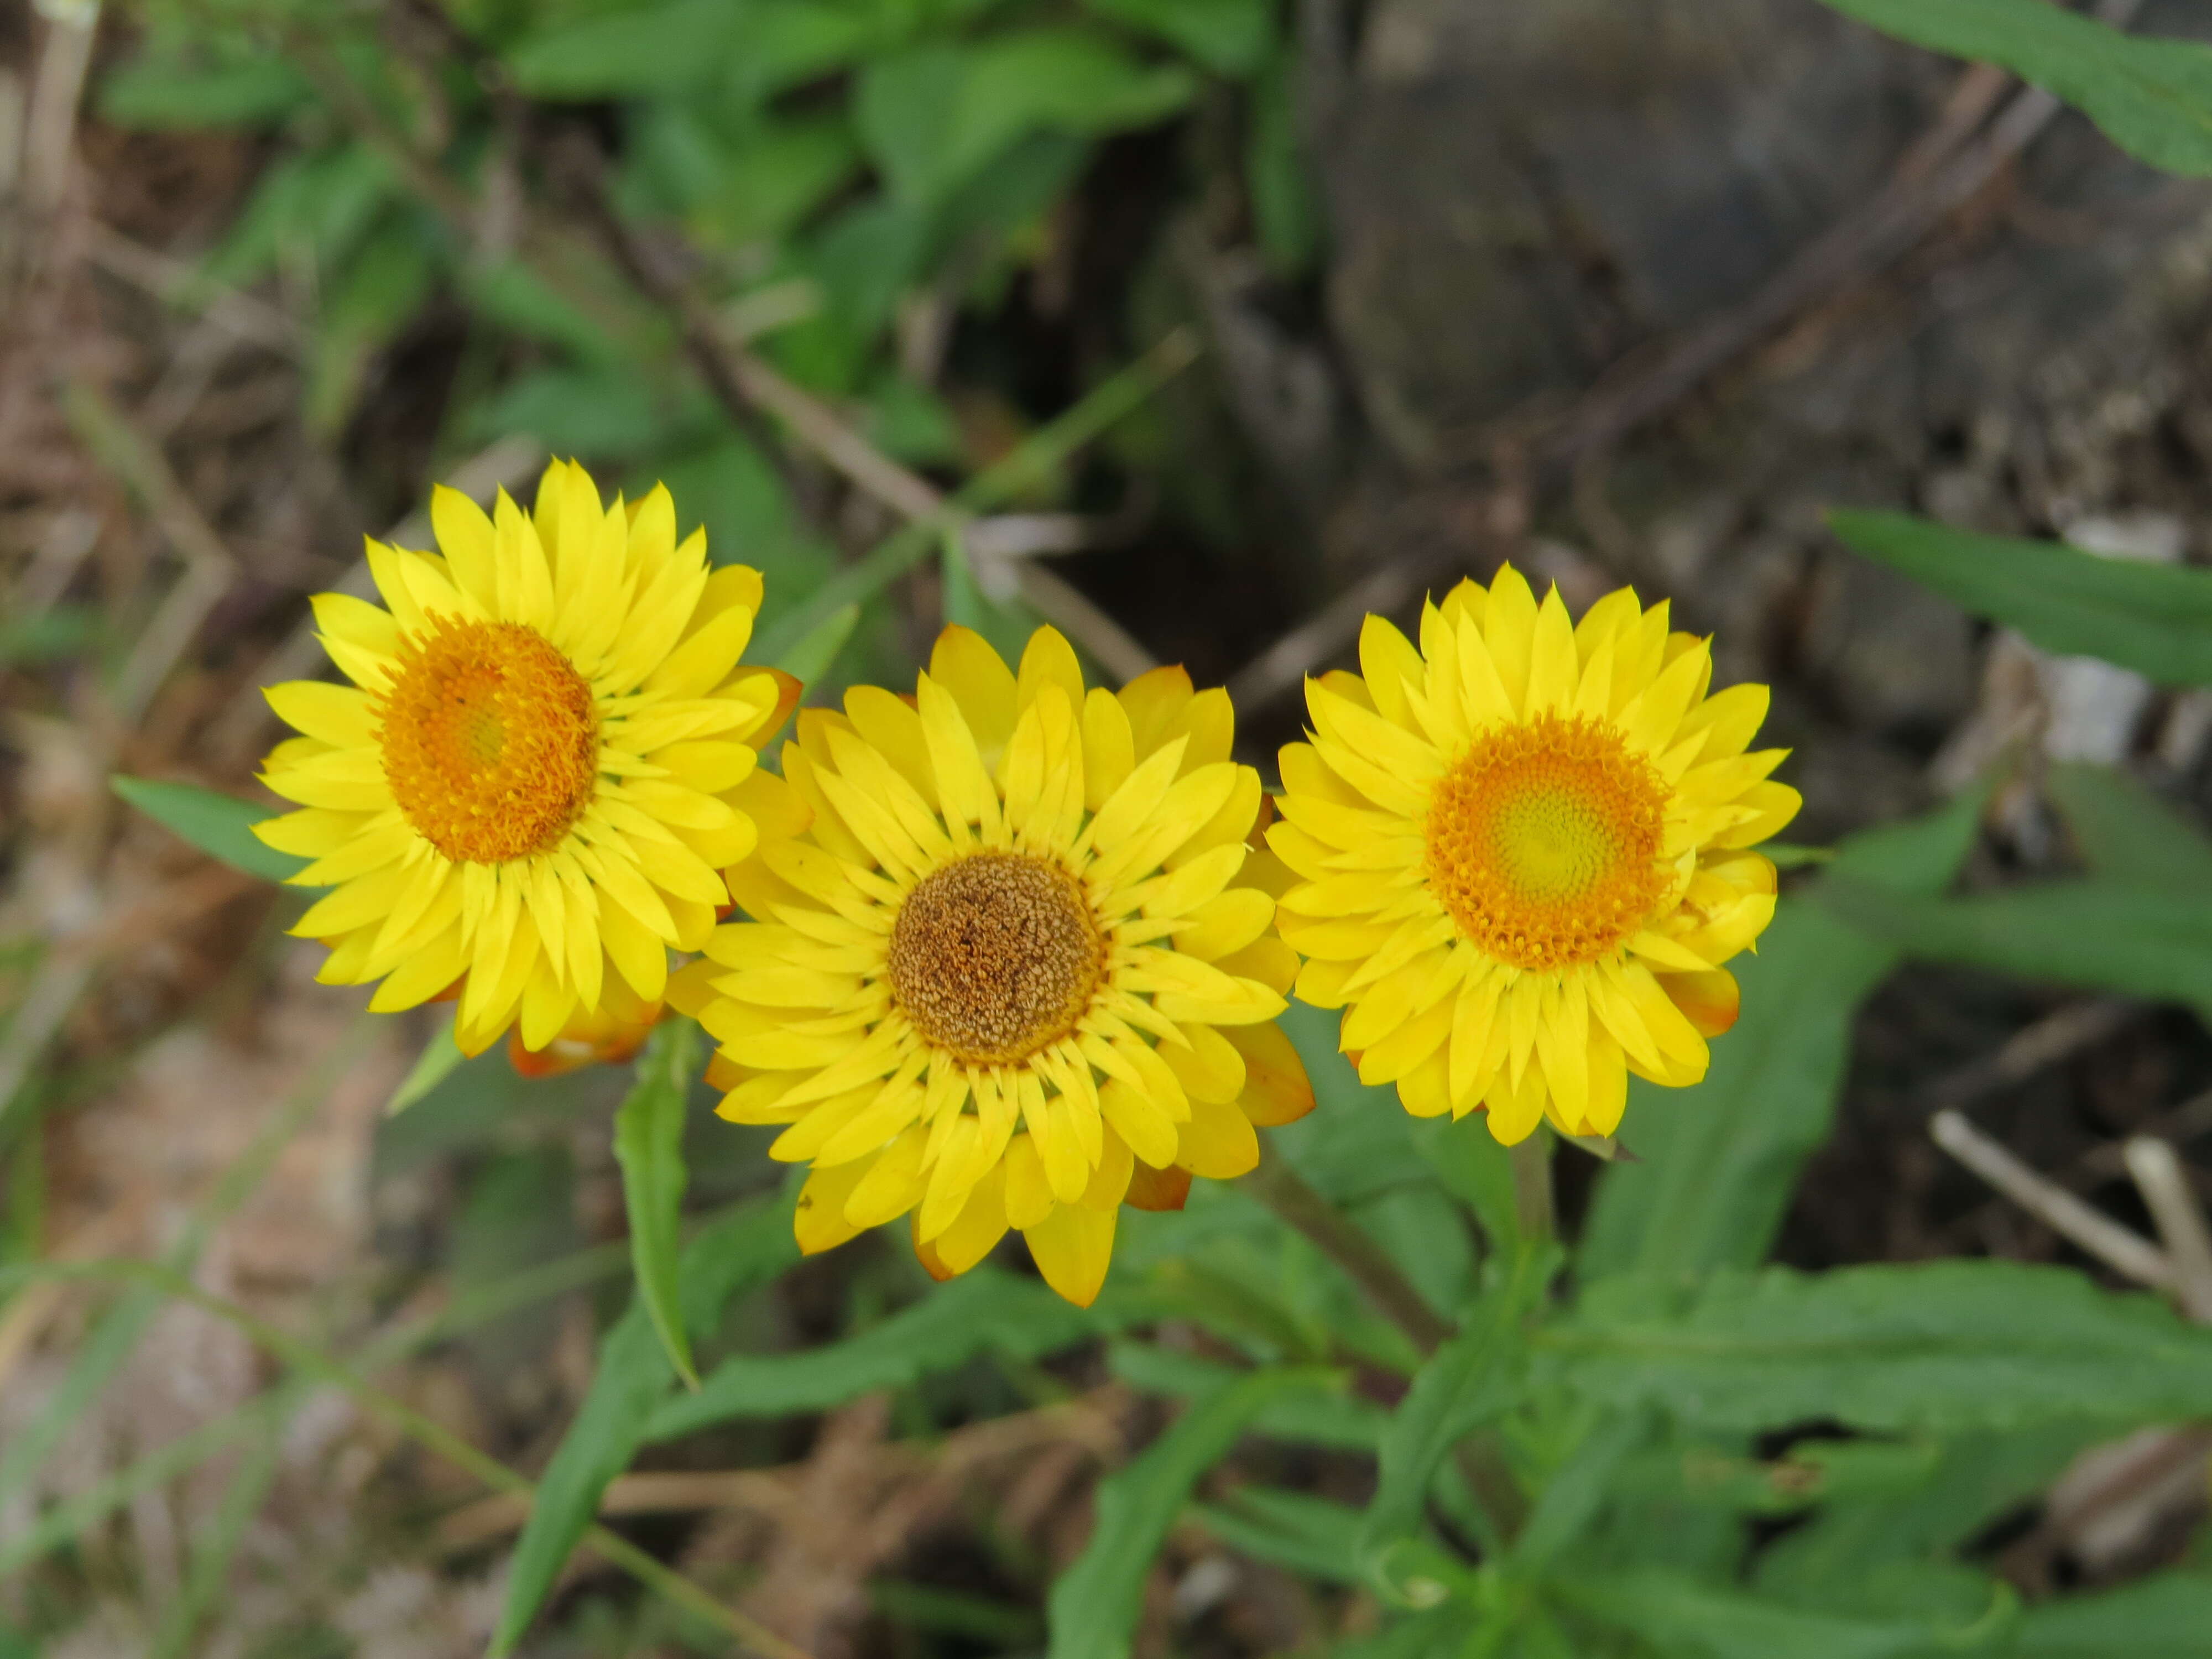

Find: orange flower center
[1424,713,1667,972]
[887,852,1107,1066]
[378,615,599,864]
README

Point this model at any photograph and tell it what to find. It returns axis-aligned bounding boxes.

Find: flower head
[254,459,796,1056]
[1271,569,1797,1144]
[672,625,1312,1306]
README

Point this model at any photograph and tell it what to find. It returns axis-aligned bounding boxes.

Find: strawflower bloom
[254,460,795,1057]
[1270,568,1797,1144]
[670,625,1312,1306]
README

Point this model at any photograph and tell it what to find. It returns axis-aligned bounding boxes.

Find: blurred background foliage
[9,1,2212,1657]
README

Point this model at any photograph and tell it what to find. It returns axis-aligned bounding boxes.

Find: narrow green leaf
[1509,1408,1651,1573]
[1554,1567,2016,1659]
[2044,763,2212,888]
[2008,1573,2212,1657]
[386,1011,463,1117]
[1358,1271,1536,1604]
[494,1186,796,1654]
[1817,0,2212,177]
[1244,43,1322,278]
[858,30,1194,210]
[1084,0,1275,77]
[1045,1368,1338,1659]
[1545,1260,2212,1434]
[1829,509,2212,685]
[1108,1343,1382,1449]
[1192,1487,1366,1584]
[646,1267,1103,1441]
[110,776,307,883]
[1818,878,2212,1008]
[98,53,312,130]
[1581,786,1985,1279]
[490,1307,667,1657]
[612,1019,701,1391]
[774,600,860,687]
[504,0,745,97]
[756,330,1196,662]
[1752,1426,2093,1605]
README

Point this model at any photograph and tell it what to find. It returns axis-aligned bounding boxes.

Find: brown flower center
[378,615,599,863]
[887,852,1107,1066]
[1424,713,1667,972]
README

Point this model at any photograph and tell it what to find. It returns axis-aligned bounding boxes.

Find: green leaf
[693,115,862,249]
[1545,1260,2212,1434]
[857,32,1196,208]
[1192,1486,1366,1584]
[203,143,394,289]
[505,0,746,97]
[1406,1115,1517,1256]
[645,1267,1103,1441]
[99,51,312,129]
[476,364,697,461]
[307,214,440,434]
[1580,787,1985,1279]
[110,776,307,884]
[1108,1343,1383,1449]
[2044,763,2212,888]
[1554,1567,2016,1659]
[1817,0,2212,177]
[491,1306,670,1657]
[1817,878,2212,1008]
[492,1187,795,1655]
[1244,46,1321,277]
[774,600,861,688]
[612,1020,702,1391]
[1509,1408,1652,1573]
[1045,1369,1338,1659]
[386,1012,463,1117]
[2007,1574,2212,1657]
[1358,1274,1534,1603]
[1084,0,1275,77]
[1829,509,2212,686]
[1754,1427,2093,1607]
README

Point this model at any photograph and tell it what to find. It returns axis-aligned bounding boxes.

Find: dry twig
[1929,1109,2175,1292]
[2123,1138,2212,1321]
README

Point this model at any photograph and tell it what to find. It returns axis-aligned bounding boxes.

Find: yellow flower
[670,625,1312,1306]
[1270,568,1798,1145]
[253,459,796,1057]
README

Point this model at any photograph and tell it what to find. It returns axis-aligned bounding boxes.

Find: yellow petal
[795,1159,873,1255]
[1003,1134,1056,1229]
[1175,1093,1259,1179]
[1022,1202,1116,1307]
[1223,1020,1314,1127]
[930,625,1018,764]
[843,1124,930,1227]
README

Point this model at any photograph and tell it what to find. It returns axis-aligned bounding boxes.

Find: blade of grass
[149,1376,301,1659]
[0,1255,815,1659]
[756,329,1199,662]
[0,1015,376,1508]
[0,1224,641,1577]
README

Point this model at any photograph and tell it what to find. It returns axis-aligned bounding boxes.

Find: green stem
[1510,1134,1555,1245]
[1246,1140,1452,1354]
[1244,1144,1528,1544]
